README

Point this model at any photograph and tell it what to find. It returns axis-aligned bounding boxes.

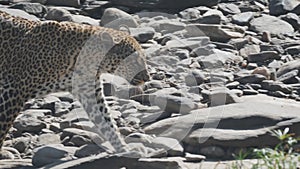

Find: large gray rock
[70,15,100,26]
[100,8,138,29]
[185,70,206,86]
[286,45,300,55]
[261,80,293,94]
[232,12,254,25]
[32,144,77,167]
[186,24,245,42]
[0,159,33,169]
[247,51,280,63]
[74,144,107,158]
[166,37,210,49]
[280,13,300,30]
[60,107,90,129]
[109,0,220,11]
[145,95,300,151]
[129,27,156,43]
[146,19,186,34]
[196,49,243,69]
[269,0,300,16]
[42,154,187,169]
[46,0,81,8]
[201,87,241,107]
[0,8,39,21]
[277,69,299,84]
[9,2,47,17]
[236,74,267,84]
[11,137,30,154]
[153,94,197,115]
[148,137,184,156]
[277,60,300,77]
[61,128,105,146]
[148,55,179,71]
[14,114,46,134]
[218,3,241,15]
[45,7,73,22]
[184,9,226,24]
[250,14,294,35]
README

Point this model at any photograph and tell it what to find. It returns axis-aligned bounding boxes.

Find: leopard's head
[100,35,150,85]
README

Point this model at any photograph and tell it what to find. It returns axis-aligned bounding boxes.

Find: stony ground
[0,0,300,168]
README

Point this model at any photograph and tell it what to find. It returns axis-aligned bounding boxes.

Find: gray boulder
[145,95,300,157]
[9,2,47,17]
[187,24,245,42]
[269,0,300,16]
[232,12,254,25]
[32,144,76,167]
[0,8,39,21]
[280,13,300,30]
[109,0,220,11]
[277,60,300,77]
[250,14,294,35]
[45,7,72,22]
[100,8,138,29]
[46,0,81,8]
[41,154,187,169]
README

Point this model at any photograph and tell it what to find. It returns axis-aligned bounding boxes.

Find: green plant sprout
[229,127,300,169]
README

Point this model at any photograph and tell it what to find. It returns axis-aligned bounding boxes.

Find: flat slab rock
[109,0,219,10]
[42,154,189,169]
[144,94,300,147]
[0,159,33,169]
[250,14,294,35]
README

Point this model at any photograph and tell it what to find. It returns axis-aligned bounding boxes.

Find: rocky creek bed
[0,0,300,168]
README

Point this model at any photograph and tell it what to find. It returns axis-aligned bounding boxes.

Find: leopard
[0,10,150,159]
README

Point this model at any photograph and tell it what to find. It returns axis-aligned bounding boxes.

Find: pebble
[184,152,206,162]
[232,12,254,25]
[37,133,61,146]
[252,66,271,79]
